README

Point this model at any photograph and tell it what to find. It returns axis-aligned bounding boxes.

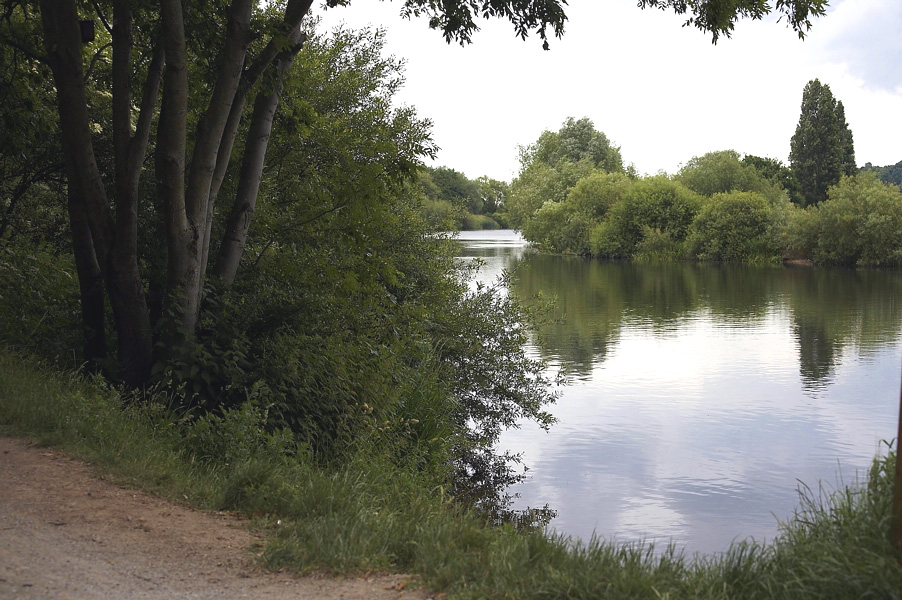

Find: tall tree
[789,79,856,207]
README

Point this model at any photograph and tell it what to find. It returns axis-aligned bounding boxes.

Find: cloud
[809,0,902,92]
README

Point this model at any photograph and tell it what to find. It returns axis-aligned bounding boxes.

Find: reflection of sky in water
[454,229,528,290]
[457,231,902,557]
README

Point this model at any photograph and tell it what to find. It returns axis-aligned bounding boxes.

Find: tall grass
[2,347,900,599]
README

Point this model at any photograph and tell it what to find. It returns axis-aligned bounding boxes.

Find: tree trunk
[156,0,191,330]
[41,0,153,386]
[67,184,107,369]
[197,1,311,290]
[215,29,305,284]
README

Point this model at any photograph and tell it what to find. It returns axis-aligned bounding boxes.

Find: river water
[456,229,902,556]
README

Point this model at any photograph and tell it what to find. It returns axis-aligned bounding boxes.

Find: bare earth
[0,437,431,599]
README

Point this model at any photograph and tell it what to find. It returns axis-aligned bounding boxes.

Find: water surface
[457,229,902,556]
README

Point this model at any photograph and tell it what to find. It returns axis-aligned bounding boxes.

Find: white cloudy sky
[316,0,902,181]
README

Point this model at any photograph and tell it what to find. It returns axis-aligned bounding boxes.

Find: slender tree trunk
[41,0,153,385]
[67,183,107,368]
[156,0,191,327]
[198,0,312,289]
[214,33,304,284]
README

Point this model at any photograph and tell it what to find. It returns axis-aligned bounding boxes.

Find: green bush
[590,176,701,258]
[460,213,501,230]
[687,191,781,263]
[0,243,81,364]
[806,173,902,266]
[566,172,632,219]
[678,150,786,206]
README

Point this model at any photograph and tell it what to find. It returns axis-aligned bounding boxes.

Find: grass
[2,346,901,599]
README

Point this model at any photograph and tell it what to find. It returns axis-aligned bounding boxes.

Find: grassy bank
[2,348,900,599]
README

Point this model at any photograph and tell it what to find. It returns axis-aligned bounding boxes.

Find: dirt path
[0,437,431,599]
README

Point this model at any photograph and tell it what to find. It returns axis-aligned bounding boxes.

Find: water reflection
[457,231,902,556]
[512,256,902,387]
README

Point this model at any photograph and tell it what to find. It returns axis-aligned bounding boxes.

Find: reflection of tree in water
[512,255,902,385]
[792,316,837,390]
[512,258,774,376]
[786,267,902,390]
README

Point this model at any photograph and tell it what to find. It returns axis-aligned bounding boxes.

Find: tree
[508,117,624,229]
[741,154,802,205]
[789,79,856,207]
[522,117,624,175]
[860,160,902,190]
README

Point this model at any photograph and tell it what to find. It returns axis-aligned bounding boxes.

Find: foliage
[678,150,786,206]
[415,167,507,230]
[637,0,828,42]
[860,160,902,190]
[790,79,856,207]
[798,173,902,267]
[0,244,81,362]
[0,37,65,246]
[742,154,802,205]
[0,22,556,510]
[687,191,781,263]
[589,176,701,258]
[507,158,596,229]
[567,171,632,219]
[523,117,624,174]
[508,117,624,230]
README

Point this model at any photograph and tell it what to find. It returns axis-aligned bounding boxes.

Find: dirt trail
[0,437,431,599]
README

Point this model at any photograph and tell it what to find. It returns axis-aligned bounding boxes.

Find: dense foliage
[790,79,856,207]
[0,21,555,512]
[507,117,627,230]
[790,173,902,267]
[416,166,509,230]
[509,121,902,267]
[861,160,902,190]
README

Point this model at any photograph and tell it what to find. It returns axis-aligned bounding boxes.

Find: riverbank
[0,437,425,599]
[2,348,900,599]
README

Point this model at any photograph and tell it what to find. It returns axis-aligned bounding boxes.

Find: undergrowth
[2,347,900,599]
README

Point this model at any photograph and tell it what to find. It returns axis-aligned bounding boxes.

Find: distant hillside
[860,160,902,189]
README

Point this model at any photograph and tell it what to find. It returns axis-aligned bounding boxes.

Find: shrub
[806,173,902,266]
[687,191,780,263]
[590,176,701,258]
[566,172,632,219]
[0,243,81,364]
[678,150,786,206]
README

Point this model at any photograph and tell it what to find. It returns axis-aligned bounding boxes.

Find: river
[456,229,902,556]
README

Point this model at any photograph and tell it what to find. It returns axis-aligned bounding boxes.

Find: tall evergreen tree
[789,79,856,206]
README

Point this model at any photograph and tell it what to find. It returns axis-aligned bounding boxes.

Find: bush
[805,173,902,266]
[566,172,632,219]
[0,243,81,364]
[590,176,701,258]
[687,191,781,263]
[678,150,786,206]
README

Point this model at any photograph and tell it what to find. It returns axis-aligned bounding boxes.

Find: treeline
[507,112,902,267]
[415,166,510,230]
[861,160,902,189]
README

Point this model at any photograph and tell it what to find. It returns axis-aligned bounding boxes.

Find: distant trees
[860,160,902,190]
[416,167,509,229]
[790,79,856,207]
[507,117,624,229]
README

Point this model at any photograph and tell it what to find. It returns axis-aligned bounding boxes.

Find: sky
[316,0,902,181]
